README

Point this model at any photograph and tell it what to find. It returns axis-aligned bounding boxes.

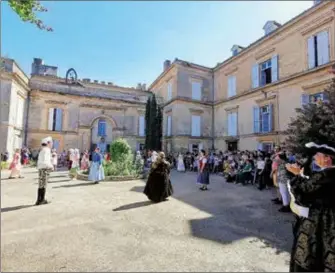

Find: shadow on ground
[1,204,34,213]
[113,200,153,211]
[53,182,96,188]
[146,171,293,255]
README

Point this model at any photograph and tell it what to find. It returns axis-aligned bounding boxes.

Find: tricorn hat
[305,142,335,157]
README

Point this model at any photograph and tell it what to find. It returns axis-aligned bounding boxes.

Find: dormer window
[233,49,238,56]
[263,21,281,36]
[314,0,321,5]
[231,45,244,57]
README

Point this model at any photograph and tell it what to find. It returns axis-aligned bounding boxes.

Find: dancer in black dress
[144,152,173,203]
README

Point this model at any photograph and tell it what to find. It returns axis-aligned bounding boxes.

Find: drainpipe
[211,73,215,151]
[24,90,31,146]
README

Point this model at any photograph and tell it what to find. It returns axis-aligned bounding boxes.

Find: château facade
[1,0,334,157]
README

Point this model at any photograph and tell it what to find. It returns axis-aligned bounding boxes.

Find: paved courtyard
[1,168,293,272]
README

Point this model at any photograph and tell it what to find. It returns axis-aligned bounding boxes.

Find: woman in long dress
[177,153,185,172]
[88,147,105,184]
[144,152,173,203]
[51,149,58,171]
[69,149,80,180]
[9,149,23,179]
[197,149,210,190]
[80,150,90,171]
[286,142,335,272]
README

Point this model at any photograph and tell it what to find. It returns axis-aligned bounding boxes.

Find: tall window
[16,96,25,128]
[138,116,145,136]
[252,55,278,88]
[227,76,236,98]
[227,112,237,136]
[260,59,272,86]
[167,82,172,101]
[253,104,273,134]
[308,31,329,69]
[301,92,328,106]
[191,81,201,100]
[97,119,106,136]
[191,115,201,137]
[167,116,172,136]
[48,108,63,131]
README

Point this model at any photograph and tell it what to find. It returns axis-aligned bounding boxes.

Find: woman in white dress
[51,149,58,171]
[177,153,185,172]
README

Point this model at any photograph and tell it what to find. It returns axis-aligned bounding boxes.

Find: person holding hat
[36,136,54,205]
[286,142,335,272]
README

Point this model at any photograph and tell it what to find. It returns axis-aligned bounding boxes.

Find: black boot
[39,188,48,205]
[35,188,43,205]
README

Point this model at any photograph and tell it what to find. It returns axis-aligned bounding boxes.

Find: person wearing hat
[286,142,335,272]
[36,136,54,205]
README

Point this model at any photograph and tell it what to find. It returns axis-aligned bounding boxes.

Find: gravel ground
[1,168,293,272]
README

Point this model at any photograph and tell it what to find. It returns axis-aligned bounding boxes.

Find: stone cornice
[80,103,125,111]
[224,105,239,112]
[255,47,276,61]
[299,14,334,36]
[255,95,276,104]
[45,100,68,105]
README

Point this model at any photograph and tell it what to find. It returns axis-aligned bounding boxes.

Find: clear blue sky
[2,1,312,87]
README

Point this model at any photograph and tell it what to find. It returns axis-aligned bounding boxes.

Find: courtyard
[1,168,293,272]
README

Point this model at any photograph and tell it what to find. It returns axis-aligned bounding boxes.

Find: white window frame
[227,76,236,98]
[167,81,172,101]
[138,116,145,136]
[191,81,201,101]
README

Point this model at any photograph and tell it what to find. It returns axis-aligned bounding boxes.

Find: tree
[149,94,158,150]
[144,97,151,150]
[155,105,163,151]
[8,0,53,31]
[285,78,335,155]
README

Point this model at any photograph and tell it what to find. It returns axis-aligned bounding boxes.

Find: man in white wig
[36,136,53,205]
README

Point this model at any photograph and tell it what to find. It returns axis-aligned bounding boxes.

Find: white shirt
[257,160,265,170]
[37,147,53,170]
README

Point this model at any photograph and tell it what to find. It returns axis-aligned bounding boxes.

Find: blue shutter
[301,94,310,106]
[271,55,278,82]
[253,106,260,133]
[268,104,273,132]
[307,36,315,69]
[98,120,106,136]
[316,31,329,66]
[252,64,259,88]
[55,108,63,131]
[53,139,60,152]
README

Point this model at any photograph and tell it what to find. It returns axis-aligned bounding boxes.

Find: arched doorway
[90,116,115,153]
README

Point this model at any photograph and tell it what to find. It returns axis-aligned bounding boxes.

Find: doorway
[227,141,238,152]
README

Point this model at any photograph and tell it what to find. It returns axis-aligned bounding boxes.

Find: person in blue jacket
[88,147,105,184]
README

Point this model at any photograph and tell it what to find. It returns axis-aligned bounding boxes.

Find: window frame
[97,119,107,137]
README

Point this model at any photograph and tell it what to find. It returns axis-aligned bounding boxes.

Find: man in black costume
[143,152,173,203]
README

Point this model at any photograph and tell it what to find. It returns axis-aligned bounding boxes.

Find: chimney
[163,60,171,71]
[94,80,99,83]
[263,21,281,36]
[82,78,91,83]
[141,84,146,90]
[107,82,113,85]
[31,58,44,75]
[136,83,142,89]
[33,58,43,65]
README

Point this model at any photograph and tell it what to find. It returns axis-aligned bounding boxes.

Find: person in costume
[69,149,80,179]
[88,147,105,184]
[51,148,58,171]
[36,137,53,205]
[151,151,158,164]
[177,153,185,172]
[8,148,23,179]
[286,142,335,272]
[197,149,210,191]
[144,152,173,203]
[80,150,90,171]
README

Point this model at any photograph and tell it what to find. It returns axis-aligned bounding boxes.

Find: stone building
[0,58,29,159]
[27,58,153,153]
[151,0,335,153]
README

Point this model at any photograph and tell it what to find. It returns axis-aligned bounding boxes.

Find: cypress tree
[285,78,335,155]
[150,94,158,150]
[155,105,163,151]
[144,97,151,150]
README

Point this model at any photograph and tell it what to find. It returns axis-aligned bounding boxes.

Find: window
[191,81,201,100]
[167,116,172,136]
[232,49,238,56]
[16,96,25,128]
[138,116,145,136]
[227,112,237,136]
[97,119,106,136]
[137,143,145,151]
[253,104,273,133]
[227,76,236,98]
[48,108,63,131]
[191,115,201,137]
[252,55,278,88]
[167,82,172,101]
[262,143,273,153]
[308,31,329,69]
[301,92,328,106]
[53,139,60,152]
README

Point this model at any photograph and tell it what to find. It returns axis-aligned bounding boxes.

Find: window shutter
[48,108,54,130]
[301,94,310,106]
[55,108,63,131]
[271,55,279,82]
[253,106,260,133]
[227,77,231,98]
[317,31,329,66]
[191,116,196,136]
[232,76,236,96]
[192,82,201,100]
[268,104,274,132]
[252,64,259,88]
[199,142,203,151]
[307,36,315,69]
[167,116,171,136]
[197,116,201,137]
[167,82,172,101]
[227,113,232,136]
[232,112,237,136]
[139,116,145,136]
[188,144,193,152]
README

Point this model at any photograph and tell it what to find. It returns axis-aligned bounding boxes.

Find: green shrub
[1,161,9,170]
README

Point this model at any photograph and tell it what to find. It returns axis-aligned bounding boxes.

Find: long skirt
[177,160,185,171]
[9,163,21,178]
[69,167,78,178]
[88,162,105,182]
[197,170,210,185]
